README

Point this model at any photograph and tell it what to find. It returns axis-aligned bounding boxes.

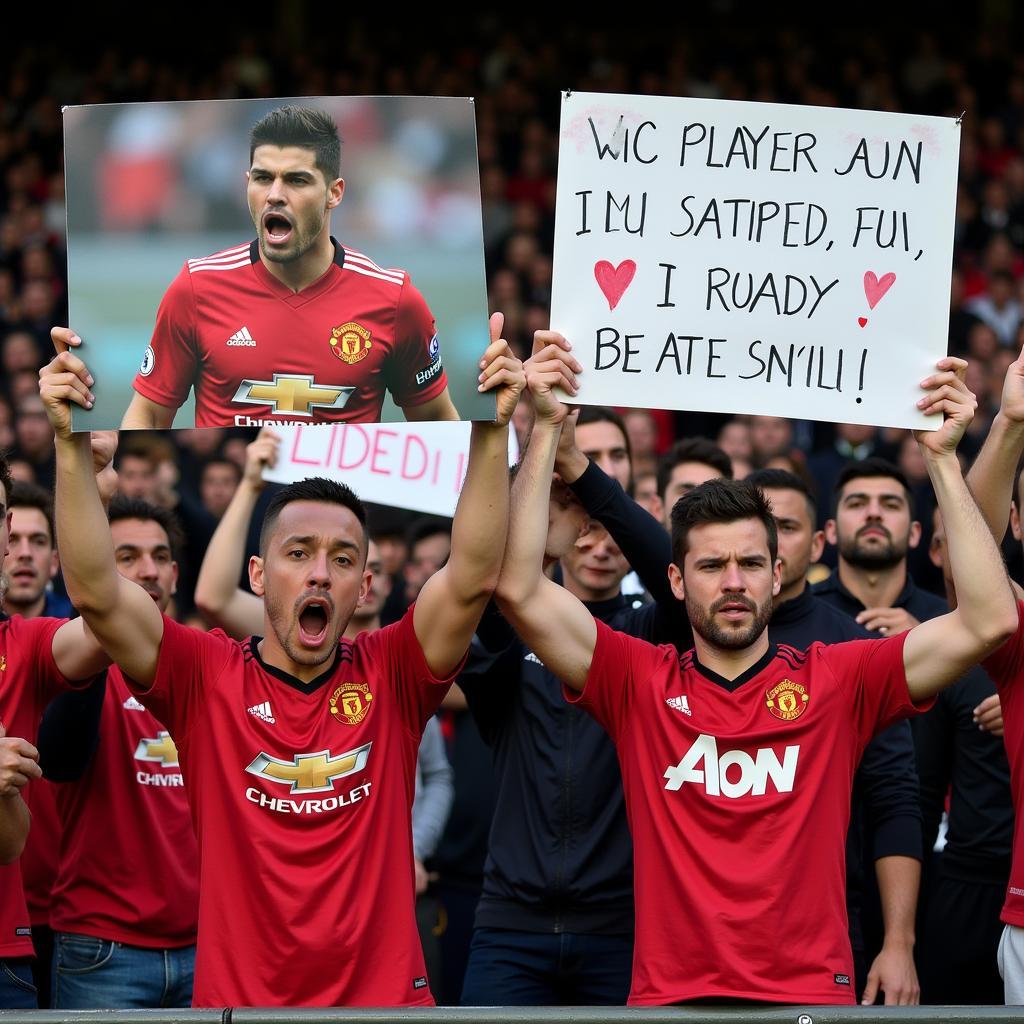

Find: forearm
[55,434,121,612]
[967,412,1024,541]
[447,422,510,601]
[0,795,30,864]
[195,477,262,615]
[497,419,561,606]
[928,451,1016,645]
[875,855,919,949]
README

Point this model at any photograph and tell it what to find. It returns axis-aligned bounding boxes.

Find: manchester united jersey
[129,607,457,1008]
[132,239,449,427]
[50,668,199,948]
[983,599,1024,927]
[570,622,926,1006]
[0,615,74,958]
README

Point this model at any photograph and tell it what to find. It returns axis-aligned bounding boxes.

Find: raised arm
[902,359,1018,700]
[413,315,524,676]
[194,429,279,638]
[42,330,165,685]
[967,342,1024,552]
[494,347,598,691]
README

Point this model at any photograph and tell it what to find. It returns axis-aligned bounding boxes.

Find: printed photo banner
[263,422,519,518]
[551,91,961,430]
[63,95,494,431]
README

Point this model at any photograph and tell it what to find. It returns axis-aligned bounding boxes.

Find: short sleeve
[565,619,669,741]
[359,605,463,736]
[129,615,233,743]
[132,263,199,410]
[821,632,930,748]
[983,599,1024,690]
[11,616,80,705]
[385,276,449,408]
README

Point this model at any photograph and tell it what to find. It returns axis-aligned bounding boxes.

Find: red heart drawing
[858,317,868,328]
[594,260,636,311]
[863,271,896,310]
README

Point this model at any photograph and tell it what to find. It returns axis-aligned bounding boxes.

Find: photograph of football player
[63,96,492,430]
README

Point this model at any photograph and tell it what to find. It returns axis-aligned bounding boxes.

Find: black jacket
[458,597,641,934]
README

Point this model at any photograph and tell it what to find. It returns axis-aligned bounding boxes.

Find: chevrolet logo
[245,743,372,794]
[232,374,355,416]
[134,731,179,766]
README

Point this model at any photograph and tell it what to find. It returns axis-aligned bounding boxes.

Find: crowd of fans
[2,10,1024,1011]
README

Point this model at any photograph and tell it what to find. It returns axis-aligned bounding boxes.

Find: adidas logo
[123,695,146,712]
[248,700,276,724]
[665,695,692,716]
[523,651,544,666]
[227,326,256,346]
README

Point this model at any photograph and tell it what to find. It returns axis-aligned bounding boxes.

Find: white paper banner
[552,91,960,430]
[263,422,518,517]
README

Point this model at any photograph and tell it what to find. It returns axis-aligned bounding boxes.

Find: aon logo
[663,733,799,798]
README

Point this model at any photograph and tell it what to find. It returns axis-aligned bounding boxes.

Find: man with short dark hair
[122,104,459,429]
[655,438,733,530]
[3,482,66,620]
[42,319,522,1008]
[40,495,199,1009]
[495,350,1015,1006]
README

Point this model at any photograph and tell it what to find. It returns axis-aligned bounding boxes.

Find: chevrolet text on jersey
[663,733,800,798]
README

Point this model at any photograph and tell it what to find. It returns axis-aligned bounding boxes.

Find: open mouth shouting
[296,594,334,648]
[262,210,295,248]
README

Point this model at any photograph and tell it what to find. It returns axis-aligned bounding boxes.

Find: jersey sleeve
[565,618,670,741]
[361,605,464,735]
[983,599,1024,690]
[127,615,233,743]
[132,262,200,411]
[11,616,81,706]
[822,632,931,749]
[384,276,449,409]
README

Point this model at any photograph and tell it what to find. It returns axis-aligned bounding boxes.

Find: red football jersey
[983,599,1024,927]
[50,668,199,947]
[570,622,926,1005]
[21,778,60,928]
[129,607,456,1007]
[0,616,73,957]
[132,239,449,427]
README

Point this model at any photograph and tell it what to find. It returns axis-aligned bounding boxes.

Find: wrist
[993,410,1024,439]
[881,932,915,951]
[555,447,589,484]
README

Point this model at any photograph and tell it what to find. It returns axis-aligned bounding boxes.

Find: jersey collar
[249,236,346,308]
[249,636,343,696]
[691,642,779,693]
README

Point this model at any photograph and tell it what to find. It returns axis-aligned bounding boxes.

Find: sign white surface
[551,91,960,429]
[264,422,518,518]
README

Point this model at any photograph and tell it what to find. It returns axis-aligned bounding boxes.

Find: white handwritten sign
[264,422,518,517]
[551,91,960,430]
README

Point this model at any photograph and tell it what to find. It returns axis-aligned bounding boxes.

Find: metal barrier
[10,1007,1024,1024]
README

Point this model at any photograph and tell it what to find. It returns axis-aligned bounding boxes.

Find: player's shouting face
[247,144,344,267]
[251,499,370,671]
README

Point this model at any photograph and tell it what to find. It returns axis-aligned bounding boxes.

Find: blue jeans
[52,932,195,1009]
[0,959,37,1009]
[461,927,633,1005]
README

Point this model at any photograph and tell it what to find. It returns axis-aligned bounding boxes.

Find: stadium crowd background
[3,7,1024,1008]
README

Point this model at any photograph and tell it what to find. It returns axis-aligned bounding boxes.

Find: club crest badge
[329,682,373,726]
[766,678,809,722]
[329,322,372,364]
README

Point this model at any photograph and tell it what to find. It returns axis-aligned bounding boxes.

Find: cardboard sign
[64,95,493,430]
[552,91,960,429]
[264,422,518,518]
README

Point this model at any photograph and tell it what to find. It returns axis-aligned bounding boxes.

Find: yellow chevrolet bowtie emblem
[232,374,355,416]
[245,743,372,794]
[134,731,179,766]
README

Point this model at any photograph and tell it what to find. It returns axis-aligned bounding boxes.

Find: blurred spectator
[967,269,1022,345]
[13,394,55,490]
[198,458,242,519]
[749,415,795,467]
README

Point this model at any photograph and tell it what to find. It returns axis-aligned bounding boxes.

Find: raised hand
[525,330,581,425]
[478,313,526,427]
[914,357,976,458]
[244,427,282,489]
[41,328,96,440]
